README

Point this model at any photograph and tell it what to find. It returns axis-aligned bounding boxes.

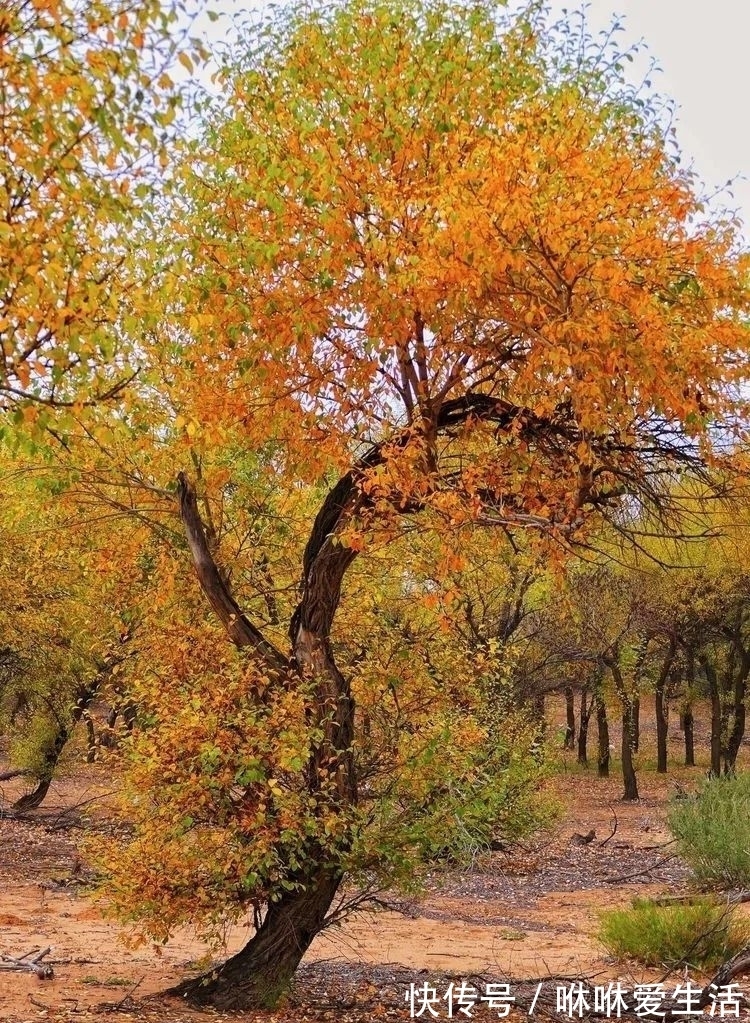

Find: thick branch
[176,472,289,673]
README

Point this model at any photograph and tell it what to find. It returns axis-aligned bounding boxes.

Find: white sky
[539,0,750,237]
[201,0,749,239]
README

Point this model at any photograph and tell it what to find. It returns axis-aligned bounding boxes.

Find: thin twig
[599,805,618,848]
[604,854,675,884]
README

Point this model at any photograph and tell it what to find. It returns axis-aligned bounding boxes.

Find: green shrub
[669,773,750,888]
[599,897,750,970]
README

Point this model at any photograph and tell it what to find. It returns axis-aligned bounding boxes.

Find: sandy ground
[1,711,748,1022]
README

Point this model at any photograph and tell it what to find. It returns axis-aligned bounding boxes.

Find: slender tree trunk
[724,673,747,774]
[655,689,668,774]
[682,707,695,767]
[577,688,591,764]
[13,683,99,812]
[596,691,610,778]
[655,638,676,774]
[171,870,341,1008]
[703,659,722,778]
[682,649,696,767]
[631,695,640,754]
[564,686,575,750]
[608,660,638,800]
[621,703,639,800]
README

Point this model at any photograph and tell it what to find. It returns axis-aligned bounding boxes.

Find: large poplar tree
[100,0,750,1008]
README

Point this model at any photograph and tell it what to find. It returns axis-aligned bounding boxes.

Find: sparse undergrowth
[599,897,750,970]
[669,773,750,889]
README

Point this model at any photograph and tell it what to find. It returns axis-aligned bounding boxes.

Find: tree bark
[577,687,591,765]
[607,661,638,800]
[682,707,695,767]
[702,658,722,778]
[564,686,575,750]
[596,691,610,778]
[723,648,749,774]
[655,637,676,774]
[620,703,639,800]
[176,472,290,673]
[631,695,640,754]
[604,658,638,799]
[171,870,341,1009]
[682,648,696,767]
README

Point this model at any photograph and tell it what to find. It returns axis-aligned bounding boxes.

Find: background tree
[0,458,135,807]
[0,0,205,426]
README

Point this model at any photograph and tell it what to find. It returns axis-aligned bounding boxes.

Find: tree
[670,564,750,777]
[624,490,750,776]
[0,456,134,807]
[0,0,204,427]
[89,0,750,1009]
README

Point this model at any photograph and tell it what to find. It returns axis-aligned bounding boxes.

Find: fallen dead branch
[650,890,750,907]
[0,947,54,979]
[603,853,675,884]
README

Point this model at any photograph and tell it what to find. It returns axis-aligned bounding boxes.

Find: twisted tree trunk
[172,871,342,1009]
[170,396,598,1009]
[173,473,359,1008]
[13,681,101,812]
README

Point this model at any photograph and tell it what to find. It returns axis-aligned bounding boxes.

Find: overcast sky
[519,0,750,236]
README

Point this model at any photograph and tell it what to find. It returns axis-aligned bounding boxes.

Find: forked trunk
[172,398,590,1009]
[170,870,341,1009]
